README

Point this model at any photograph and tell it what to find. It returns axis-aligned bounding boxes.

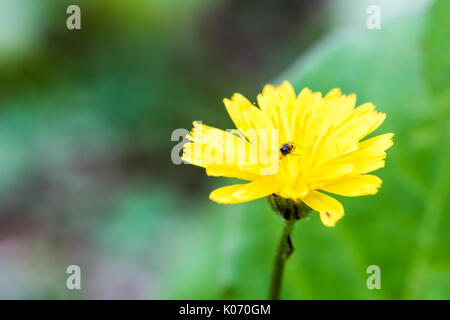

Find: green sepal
[268,194,312,221]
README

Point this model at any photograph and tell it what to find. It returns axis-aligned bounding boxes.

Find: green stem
[268,218,297,300]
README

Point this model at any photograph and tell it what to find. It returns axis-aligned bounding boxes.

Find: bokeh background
[0,0,448,299]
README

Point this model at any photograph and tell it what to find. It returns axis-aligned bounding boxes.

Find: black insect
[280,142,296,156]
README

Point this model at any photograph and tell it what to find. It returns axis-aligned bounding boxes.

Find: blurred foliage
[0,0,448,299]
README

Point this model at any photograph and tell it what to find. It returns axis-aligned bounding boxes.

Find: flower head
[182,81,393,227]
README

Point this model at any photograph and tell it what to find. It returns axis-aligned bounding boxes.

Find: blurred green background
[0,0,448,299]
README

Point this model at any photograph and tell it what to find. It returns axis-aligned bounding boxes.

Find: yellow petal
[324,88,342,99]
[324,92,356,128]
[321,174,382,196]
[358,133,394,154]
[328,103,385,144]
[277,81,296,110]
[313,163,355,181]
[257,84,285,138]
[338,133,394,174]
[223,94,260,133]
[206,165,259,181]
[302,191,344,227]
[257,84,279,122]
[210,179,276,204]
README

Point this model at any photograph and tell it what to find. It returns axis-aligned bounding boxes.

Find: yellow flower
[182,81,393,227]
